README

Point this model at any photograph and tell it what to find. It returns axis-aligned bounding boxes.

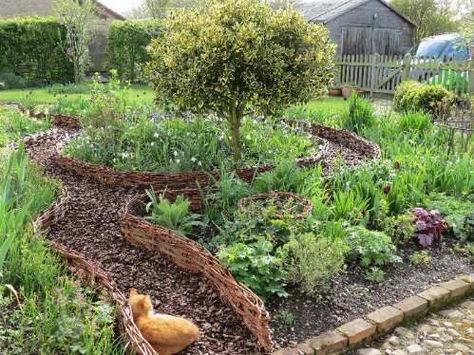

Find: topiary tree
[146,0,335,163]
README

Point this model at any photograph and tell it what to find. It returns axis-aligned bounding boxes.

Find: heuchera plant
[412,208,448,247]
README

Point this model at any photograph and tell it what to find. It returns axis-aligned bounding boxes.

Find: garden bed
[24,126,264,355]
[54,119,380,191]
[269,243,473,348]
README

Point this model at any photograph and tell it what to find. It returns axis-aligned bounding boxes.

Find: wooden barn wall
[324,0,414,56]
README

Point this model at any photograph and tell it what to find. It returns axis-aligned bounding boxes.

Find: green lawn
[0,84,154,106]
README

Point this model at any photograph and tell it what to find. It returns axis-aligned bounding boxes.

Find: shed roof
[294,0,417,27]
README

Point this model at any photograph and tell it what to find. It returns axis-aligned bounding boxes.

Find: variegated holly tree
[146,0,335,163]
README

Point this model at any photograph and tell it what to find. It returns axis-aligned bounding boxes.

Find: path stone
[357,348,382,355]
[366,297,474,355]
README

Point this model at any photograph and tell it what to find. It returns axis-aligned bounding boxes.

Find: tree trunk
[228,108,242,165]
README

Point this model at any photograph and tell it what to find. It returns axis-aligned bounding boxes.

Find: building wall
[325,0,414,56]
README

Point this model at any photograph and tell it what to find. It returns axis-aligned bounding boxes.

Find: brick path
[358,298,474,355]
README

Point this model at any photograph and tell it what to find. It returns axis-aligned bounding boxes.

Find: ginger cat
[129,288,200,355]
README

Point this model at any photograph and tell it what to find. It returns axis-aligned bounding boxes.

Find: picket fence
[335,54,472,95]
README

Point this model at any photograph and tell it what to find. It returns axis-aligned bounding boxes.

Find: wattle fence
[335,54,472,96]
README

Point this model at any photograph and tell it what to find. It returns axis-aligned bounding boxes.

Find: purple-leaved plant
[412,208,448,247]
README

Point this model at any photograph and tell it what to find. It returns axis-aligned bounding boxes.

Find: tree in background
[146,0,335,163]
[138,0,204,18]
[53,0,95,83]
[391,0,458,42]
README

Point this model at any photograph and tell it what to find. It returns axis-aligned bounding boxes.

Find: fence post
[402,53,411,82]
[370,53,379,97]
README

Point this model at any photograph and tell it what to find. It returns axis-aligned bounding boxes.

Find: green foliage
[391,0,458,42]
[146,0,335,162]
[398,111,433,134]
[145,189,206,236]
[0,149,120,354]
[203,171,252,225]
[0,17,73,83]
[286,233,347,293]
[0,72,26,90]
[364,267,385,283]
[342,94,375,133]
[461,214,474,242]
[107,20,162,82]
[425,192,474,239]
[0,109,51,147]
[384,213,415,245]
[217,239,287,299]
[274,309,295,328]
[347,226,401,268]
[255,160,306,193]
[393,81,455,117]
[331,189,369,225]
[409,250,432,267]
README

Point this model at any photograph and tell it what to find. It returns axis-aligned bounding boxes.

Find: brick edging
[273,274,474,355]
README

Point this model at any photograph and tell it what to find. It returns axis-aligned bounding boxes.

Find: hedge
[0,17,73,84]
[107,19,162,82]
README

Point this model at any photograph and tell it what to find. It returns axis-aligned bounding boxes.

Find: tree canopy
[146,0,335,163]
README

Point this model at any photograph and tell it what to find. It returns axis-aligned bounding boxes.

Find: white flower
[173,150,178,157]
[153,132,159,138]
[198,161,202,166]
[191,157,197,162]
[176,159,180,164]
[150,142,155,146]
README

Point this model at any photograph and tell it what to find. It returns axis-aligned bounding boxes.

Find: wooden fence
[335,54,472,95]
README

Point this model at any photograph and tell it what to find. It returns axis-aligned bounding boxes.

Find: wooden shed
[295,0,417,55]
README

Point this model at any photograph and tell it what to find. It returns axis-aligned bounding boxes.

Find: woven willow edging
[33,187,158,355]
[119,195,273,352]
[54,120,380,197]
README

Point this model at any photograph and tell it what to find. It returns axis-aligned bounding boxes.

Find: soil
[269,241,473,349]
[23,125,473,354]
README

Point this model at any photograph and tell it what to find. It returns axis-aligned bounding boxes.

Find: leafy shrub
[0,17,73,83]
[425,193,474,239]
[410,250,432,267]
[393,81,455,117]
[146,0,335,163]
[145,189,206,236]
[347,226,401,268]
[364,267,385,283]
[412,208,448,247]
[107,19,162,82]
[203,171,252,225]
[461,214,474,242]
[384,213,415,245]
[0,72,26,90]
[217,239,288,299]
[398,111,433,134]
[342,94,375,133]
[255,160,306,193]
[286,233,347,293]
[274,310,295,328]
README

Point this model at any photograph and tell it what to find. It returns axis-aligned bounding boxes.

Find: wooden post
[370,53,379,97]
[401,53,411,82]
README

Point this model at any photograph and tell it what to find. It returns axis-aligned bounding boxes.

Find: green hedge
[107,19,162,82]
[0,17,73,84]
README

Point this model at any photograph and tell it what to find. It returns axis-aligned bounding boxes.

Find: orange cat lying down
[129,288,200,355]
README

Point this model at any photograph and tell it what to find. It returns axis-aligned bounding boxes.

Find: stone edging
[273,274,474,355]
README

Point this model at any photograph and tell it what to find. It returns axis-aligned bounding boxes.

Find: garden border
[119,194,273,351]
[272,274,474,355]
[33,187,158,355]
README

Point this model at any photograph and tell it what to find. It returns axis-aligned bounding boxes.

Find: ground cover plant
[0,109,121,354]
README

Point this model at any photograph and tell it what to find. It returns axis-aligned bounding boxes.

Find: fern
[145,188,206,236]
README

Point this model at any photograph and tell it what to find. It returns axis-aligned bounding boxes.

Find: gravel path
[358,298,474,355]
